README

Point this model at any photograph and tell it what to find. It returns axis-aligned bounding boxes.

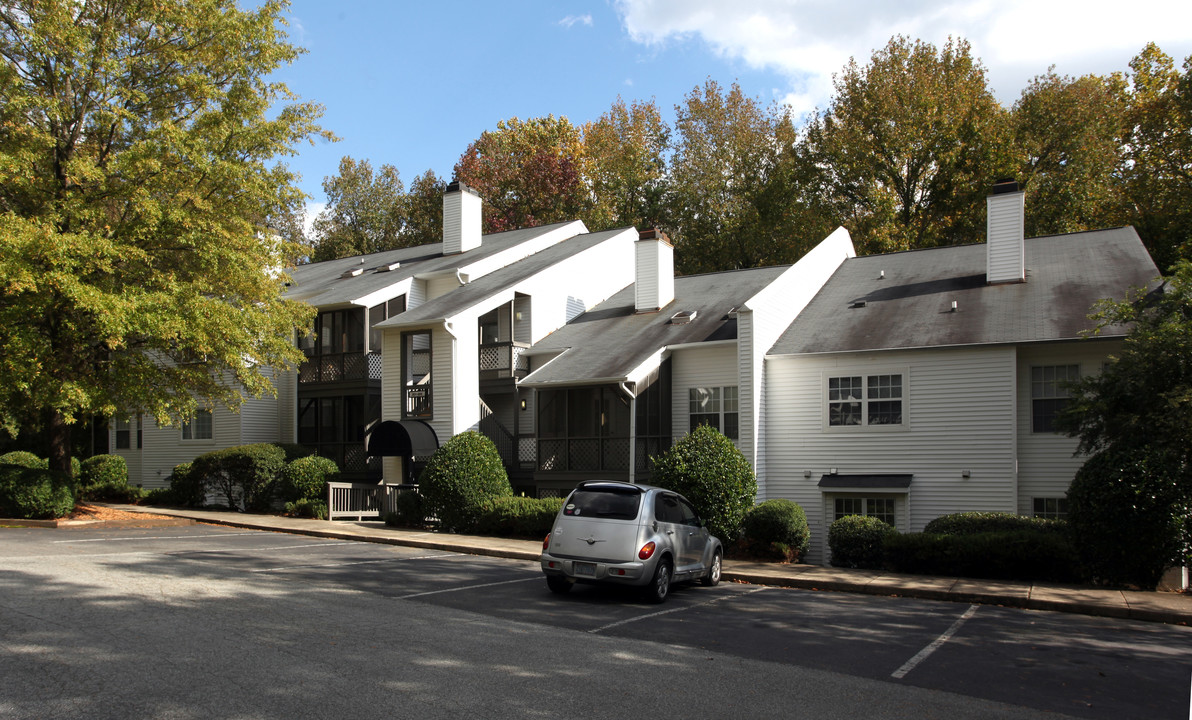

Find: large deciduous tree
[454,115,591,234]
[804,36,1010,254]
[310,156,407,261]
[1010,71,1127,237]
[402,169,447,248]
[0,0,325,472]
[583,97,670,232]
[668,79,820,274]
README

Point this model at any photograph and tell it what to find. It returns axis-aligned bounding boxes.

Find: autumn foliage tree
[310,156,408,262]
[0,0,325,472]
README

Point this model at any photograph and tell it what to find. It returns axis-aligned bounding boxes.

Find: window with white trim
[826,372,904,428]
[1031,365,1079,433]
[689,386,738,439]
[182,410,213,441]
[115,418,131,449]
[833,497,897,527]
[1032,497,1069,520]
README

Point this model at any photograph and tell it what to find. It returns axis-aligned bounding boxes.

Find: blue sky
[275,0,1192,217]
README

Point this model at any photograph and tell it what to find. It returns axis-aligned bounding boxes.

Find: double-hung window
[182,410,213,441]
[833,497,897,527]
[689,386,738,439]
[1031,365,1079,433]
[826,372,905,428]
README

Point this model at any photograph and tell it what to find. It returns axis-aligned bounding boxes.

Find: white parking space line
[251,553,457,573]
[53,532,262,544]
[891,604,979,680]
[588,586,768,634]
[394,576,541,600]
[167,541,351,553]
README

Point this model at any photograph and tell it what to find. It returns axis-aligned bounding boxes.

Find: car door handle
[666,530,674,535]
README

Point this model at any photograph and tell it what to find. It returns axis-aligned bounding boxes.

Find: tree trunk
[48,411,73,475]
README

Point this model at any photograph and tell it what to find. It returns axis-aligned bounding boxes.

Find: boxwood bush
[741,499,810,562]
[278,455,339,504]
[384,490,426,529]
[884,530,1080,582]
[0,465,74,519]
[190,444,287,511]
[418,431,512,533]
[650,424,758,543]
[828,515,896,569]
[923,511,1067,536]
[0,451,46,469]
[474,496,564,538]
[167,462,204,507]
[77,455,138,502]
[284,498,328,520]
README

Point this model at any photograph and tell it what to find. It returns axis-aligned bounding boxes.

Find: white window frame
[1031,364,1080,433]
[689,386,739,440]
[1032,497,1069,520]
[181,409,213,442]
[822,368,908,431]
[831,496,898,528]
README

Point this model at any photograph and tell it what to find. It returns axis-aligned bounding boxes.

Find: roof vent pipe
[443,181,482,255]
[986,179,1025,284]
[635,228,675,313]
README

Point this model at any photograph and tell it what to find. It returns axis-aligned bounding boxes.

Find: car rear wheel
[645,559,671,604]
[700,550,722,587]
[546,575,573,595]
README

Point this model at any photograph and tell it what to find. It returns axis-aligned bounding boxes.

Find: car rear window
[563,488,641,520]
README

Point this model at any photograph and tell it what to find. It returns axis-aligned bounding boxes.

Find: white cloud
[303,202,326,238]
[559,14,594,29]
[614,0,1192,113]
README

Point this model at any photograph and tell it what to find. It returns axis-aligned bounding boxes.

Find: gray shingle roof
[283,222,578,309]
[770,227,1159,356]
[521,266,789,387]
[375,228,634,329]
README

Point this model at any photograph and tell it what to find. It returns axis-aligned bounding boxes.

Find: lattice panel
[367,352,383,379]
[298,360,319,383]
[320,356,342,382]
[343,444,368,472]
[343,353,366,380]
[538,439,566,471]
[569,439,600,471]
[511,346,529,372]
[537,488,563,499]
[518,437,537,464]
[479,345,504,371]
[602,438,630,471]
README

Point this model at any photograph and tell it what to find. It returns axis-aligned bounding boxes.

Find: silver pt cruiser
[540,480,723,603]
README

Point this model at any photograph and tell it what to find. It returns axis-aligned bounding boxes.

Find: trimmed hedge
[418,432,512,533]
[828,515,896,569]
[273,443,317,463]
[650,424,758,543]
[77,455,138,502]
[278,455,339,503]
[474,496,564,538]
[741,499,810,562]
[923,511,1067,536]
[884,530,1080,582]
[0,451,46,469]
[384,491,425,528]
[190,444,287,511]
[168,462,204,507]
[0,465,74,519]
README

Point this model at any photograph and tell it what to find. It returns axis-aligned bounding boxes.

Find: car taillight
[638,541,656,560]
[542,533,551,551]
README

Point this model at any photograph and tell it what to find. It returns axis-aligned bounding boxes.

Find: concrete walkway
[101,504,1192,626]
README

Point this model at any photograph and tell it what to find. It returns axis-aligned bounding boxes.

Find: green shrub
[273,443,316,463]
[418,431,511,533]
[78,455,129,499]
[924,511,1067,536]
[190,443,287,511]
[474,496,563,538]
[741,499,810,562]
[278,455,339,503]
[141,487,175,506]
[168,462,204,507]
[1067,446,1191,589]
[828,515,896,569]
[385,490,426,528]
[0,465,74,519]
[284,498,328,520]
[649,424,757,543]
[884,530,1080,582]
[0,451,46,469]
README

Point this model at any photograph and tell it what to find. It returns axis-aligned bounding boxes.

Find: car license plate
[574,562,596,577]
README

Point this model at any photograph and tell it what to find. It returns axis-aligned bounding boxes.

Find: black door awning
[366,420,439,458]
[817,474,913,492]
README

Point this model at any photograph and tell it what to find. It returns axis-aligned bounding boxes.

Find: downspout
[618,382,637,484]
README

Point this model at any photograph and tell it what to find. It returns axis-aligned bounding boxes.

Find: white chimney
[443,181,481,255]
[987,179,1025,284]
[635,228,674,313]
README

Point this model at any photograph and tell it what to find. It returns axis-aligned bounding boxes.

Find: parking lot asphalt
[51,504,1192,626]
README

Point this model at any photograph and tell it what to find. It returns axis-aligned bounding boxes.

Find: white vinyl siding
[766,346,1018,564]
[1015,341,1118,516]
[670,344,739,443]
